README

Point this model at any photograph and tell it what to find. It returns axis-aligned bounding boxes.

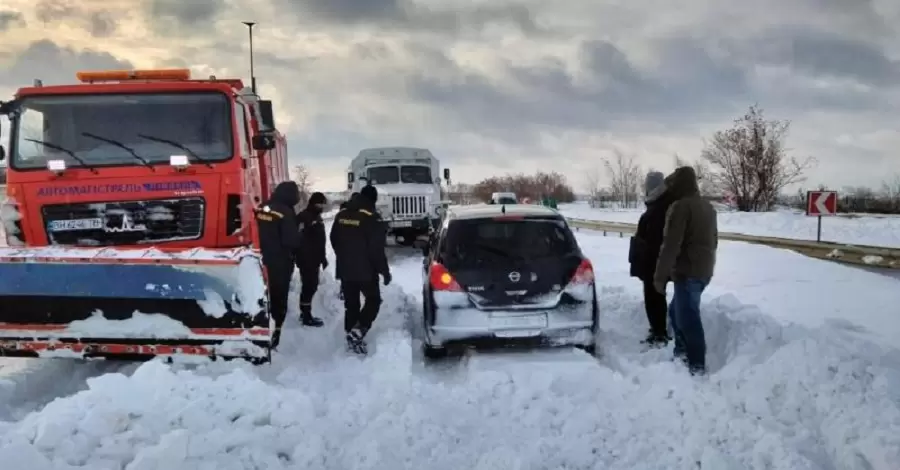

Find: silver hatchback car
[420,204,598,358]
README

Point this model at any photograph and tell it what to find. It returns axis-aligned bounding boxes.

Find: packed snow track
[0,222,898,469]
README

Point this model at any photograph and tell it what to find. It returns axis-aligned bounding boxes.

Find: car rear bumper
[426,305,595,348]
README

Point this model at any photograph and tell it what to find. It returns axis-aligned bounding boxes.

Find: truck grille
[391,196,427,216]
[42,197,205,246]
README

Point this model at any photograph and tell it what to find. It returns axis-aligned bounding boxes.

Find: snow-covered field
[560,201,900,248]
[0,224,898,469]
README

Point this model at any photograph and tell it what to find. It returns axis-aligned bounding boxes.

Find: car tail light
[570,259,594,285]
[429,262,462,292]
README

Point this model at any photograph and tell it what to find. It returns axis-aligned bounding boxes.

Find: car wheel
[423,343,448,359]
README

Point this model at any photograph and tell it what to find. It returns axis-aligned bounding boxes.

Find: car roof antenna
[501,204,506,214]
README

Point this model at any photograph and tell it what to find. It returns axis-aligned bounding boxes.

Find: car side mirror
[251,134,276,150]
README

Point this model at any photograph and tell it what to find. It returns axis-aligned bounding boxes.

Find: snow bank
[560,201,900,248]
[1,224,898,469]
[2,285,898,470]
[578,230,900,348]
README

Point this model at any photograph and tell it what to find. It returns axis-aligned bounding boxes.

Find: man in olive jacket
[653,166,718,375]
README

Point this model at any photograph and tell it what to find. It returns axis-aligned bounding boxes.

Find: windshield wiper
[136,133,214,168]
[81,132,154,171]
[24,138,98,174]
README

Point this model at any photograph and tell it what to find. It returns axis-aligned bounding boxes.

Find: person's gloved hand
[653,280,666,294]
[383,272,392,286]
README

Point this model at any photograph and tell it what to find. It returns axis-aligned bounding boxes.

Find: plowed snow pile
[0,228,898,469]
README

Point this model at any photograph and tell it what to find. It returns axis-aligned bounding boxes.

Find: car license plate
[392,220,413,228]
[48,218,104,232]
[491,314,547,330]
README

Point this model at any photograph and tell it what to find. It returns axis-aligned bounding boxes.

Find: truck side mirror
[251,134,276,150]
[443,168,450,180]
[347,172,354,183]
[257,100,275,132]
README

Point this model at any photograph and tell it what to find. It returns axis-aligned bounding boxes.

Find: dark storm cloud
[0,11,26,31]
[403,37,751,140]
[89,12,117,37]
[2,40,134,88]
[34,0,79,24]
[281,0,540,35]
[743,27,900,87]
[146,0,227,34]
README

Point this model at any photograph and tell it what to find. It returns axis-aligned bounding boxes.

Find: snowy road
[0,224,898,469]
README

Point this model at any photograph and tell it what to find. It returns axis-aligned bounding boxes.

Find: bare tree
[701,105,814,212]
[292,165,313,207]
[582,166,604,205]
[882,174,900,201]
[603,150,642,207]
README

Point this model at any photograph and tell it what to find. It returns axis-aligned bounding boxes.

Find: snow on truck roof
[447,203,561,220]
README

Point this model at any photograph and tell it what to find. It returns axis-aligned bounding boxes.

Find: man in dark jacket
[254,181,304,349]
[293,191,328,327]
[629,171,674,347]
[654,166,718,376]
[329,185,391,354]
[335,192,360,301]
[338,192,359,212]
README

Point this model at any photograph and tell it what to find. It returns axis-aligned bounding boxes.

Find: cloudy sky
[1,0,899,192]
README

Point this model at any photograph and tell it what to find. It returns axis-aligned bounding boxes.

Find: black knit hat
[308,192,327,205]
[360,185,378,204]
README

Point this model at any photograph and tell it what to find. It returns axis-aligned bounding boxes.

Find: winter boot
[345,328,367,355]
[642,330,670,348]
[299,304,324,327]
[271,327,282,350]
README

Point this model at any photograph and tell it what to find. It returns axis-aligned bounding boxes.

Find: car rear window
[444,216,578,263]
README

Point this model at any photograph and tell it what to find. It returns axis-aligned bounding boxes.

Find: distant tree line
[469,172,576,203]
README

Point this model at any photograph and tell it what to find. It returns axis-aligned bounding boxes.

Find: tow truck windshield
[9,92,233,170]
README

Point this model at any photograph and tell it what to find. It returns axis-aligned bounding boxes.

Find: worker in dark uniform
[338,192,359,211]
[294,192,328,327]
[335,192,360,301]
[329,185,391,354]
[254,181,304,349]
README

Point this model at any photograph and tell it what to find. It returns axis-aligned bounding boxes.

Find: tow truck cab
[0,69,288,249]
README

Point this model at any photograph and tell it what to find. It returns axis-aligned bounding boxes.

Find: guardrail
[565,218,900,270]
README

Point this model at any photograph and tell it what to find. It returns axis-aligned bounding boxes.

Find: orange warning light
[76,69,191,83]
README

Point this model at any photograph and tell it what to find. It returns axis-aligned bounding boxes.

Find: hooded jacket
[255,181,304,270]
[653,167,718,285]
[294,192,328,270]
[630,172,675,281]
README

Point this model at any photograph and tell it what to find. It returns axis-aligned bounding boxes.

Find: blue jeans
[669,278,709,372]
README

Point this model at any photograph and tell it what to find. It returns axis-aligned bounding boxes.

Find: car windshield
[400,166,432,184]
[444,216,578,266]
[10,92,233,170]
